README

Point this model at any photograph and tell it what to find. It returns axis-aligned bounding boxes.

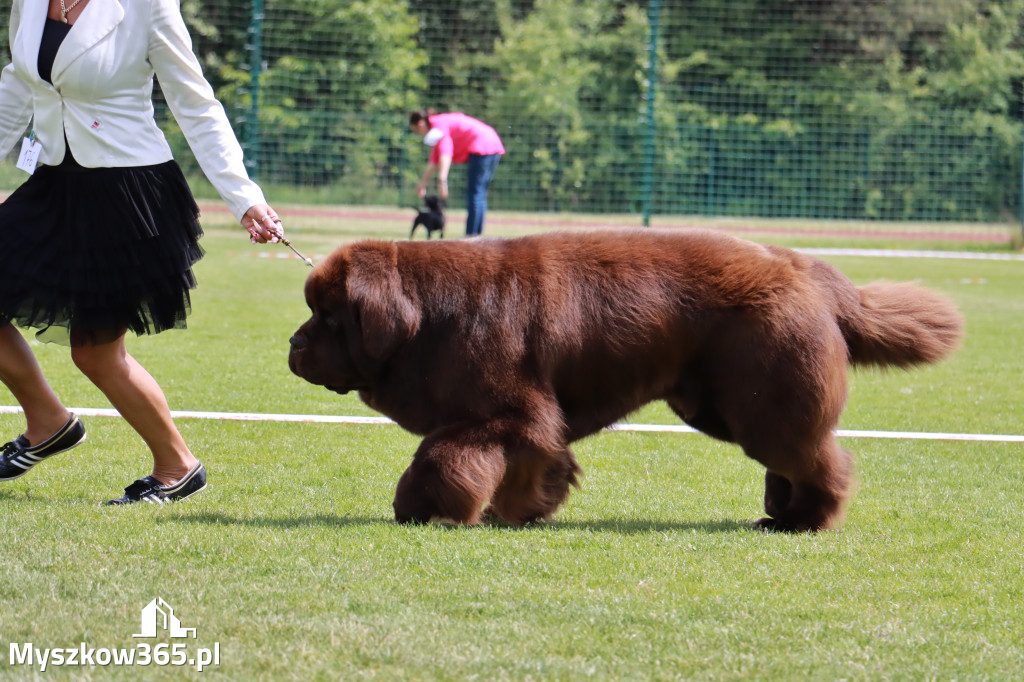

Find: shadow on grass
[546,518,752,534]
[157,511,391,529]
[159,510,753,534]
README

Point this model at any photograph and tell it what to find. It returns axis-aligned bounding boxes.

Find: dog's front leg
[392,425,507,525]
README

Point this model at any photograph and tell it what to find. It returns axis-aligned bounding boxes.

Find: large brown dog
[288,229,963,531]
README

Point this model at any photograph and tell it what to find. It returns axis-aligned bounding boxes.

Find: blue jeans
[464,153,501,236]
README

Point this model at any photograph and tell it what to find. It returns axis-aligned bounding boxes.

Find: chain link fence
[3,0,1022,229]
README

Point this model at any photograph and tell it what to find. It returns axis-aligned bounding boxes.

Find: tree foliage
[2,0,1022,219]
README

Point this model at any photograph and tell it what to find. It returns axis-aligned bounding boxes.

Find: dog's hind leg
[698,325,853,531]
[762,470,792,519]
[392,425,507,525]
[485,447,581,525]
[750,433,853,532]
[668,382,849,530]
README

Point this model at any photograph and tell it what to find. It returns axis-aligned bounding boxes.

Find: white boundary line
[2,406,1021,443]
[794,247,1024,261]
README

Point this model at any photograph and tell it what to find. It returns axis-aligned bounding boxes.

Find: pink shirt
[428,113,505,165]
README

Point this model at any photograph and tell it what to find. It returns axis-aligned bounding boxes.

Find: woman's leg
[0,323,72,445]
[464,154,501,236]
[70,333,197,485]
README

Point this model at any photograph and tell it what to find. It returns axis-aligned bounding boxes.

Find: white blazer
[0,0,265,221]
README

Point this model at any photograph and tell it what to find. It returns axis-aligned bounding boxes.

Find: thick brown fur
[288,229,963,531]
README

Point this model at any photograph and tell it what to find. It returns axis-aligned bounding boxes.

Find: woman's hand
[243,204,283,243]
[417,162,439,198]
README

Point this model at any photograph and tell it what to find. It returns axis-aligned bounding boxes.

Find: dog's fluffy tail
[836,281,964,368]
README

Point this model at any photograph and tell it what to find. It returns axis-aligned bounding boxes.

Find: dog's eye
[322,316,339,330]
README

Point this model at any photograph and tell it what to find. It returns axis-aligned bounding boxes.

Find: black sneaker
[106,461,207,505]
[0,414,87,481]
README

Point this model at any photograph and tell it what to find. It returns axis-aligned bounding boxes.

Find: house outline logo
[133,597,197,639]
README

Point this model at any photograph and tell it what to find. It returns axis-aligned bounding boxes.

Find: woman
[0,0,284,504]
[409,109,505,236]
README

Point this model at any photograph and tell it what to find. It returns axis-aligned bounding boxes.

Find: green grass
[1,214,1023,680]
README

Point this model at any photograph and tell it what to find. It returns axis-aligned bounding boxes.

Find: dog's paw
[393,497,434,525]
[393,512,430,525]
[752,517,782,532]
[752,516,822,533]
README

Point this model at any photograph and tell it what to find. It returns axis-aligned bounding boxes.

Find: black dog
[410,196,446,240]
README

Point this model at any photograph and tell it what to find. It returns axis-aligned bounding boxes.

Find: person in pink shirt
[409,109,505,236]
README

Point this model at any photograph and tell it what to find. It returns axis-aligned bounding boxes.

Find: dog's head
[288,241,420,394]
[423,195,445,213]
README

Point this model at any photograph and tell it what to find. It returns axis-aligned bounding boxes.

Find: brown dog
[288,229,963,531]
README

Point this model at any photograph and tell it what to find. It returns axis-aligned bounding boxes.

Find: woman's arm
[416,162,438,197]
[146,0,266,222]
[0,1,33,159]
[435,155,452,199]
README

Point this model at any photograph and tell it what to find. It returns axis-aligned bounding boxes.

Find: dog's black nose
[289,334,306,350]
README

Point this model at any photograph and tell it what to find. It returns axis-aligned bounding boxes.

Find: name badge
[16,136,42,174]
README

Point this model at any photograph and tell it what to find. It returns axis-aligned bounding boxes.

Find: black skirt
[0,157,204,346]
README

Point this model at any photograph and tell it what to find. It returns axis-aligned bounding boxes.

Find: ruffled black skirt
[0,157,204,346]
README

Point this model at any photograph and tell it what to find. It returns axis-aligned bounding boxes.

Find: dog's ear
[346,242,420,360]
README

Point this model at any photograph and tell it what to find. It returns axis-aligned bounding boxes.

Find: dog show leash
[249,216,314,267]
[279,235,314,267]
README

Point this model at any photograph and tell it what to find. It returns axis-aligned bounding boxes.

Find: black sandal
[106,461,207,505]
[0,414,87,482]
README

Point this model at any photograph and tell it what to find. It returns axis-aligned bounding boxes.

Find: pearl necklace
[59,0,85,23]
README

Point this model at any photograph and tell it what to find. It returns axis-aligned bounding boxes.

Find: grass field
[1,210,1023,680]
